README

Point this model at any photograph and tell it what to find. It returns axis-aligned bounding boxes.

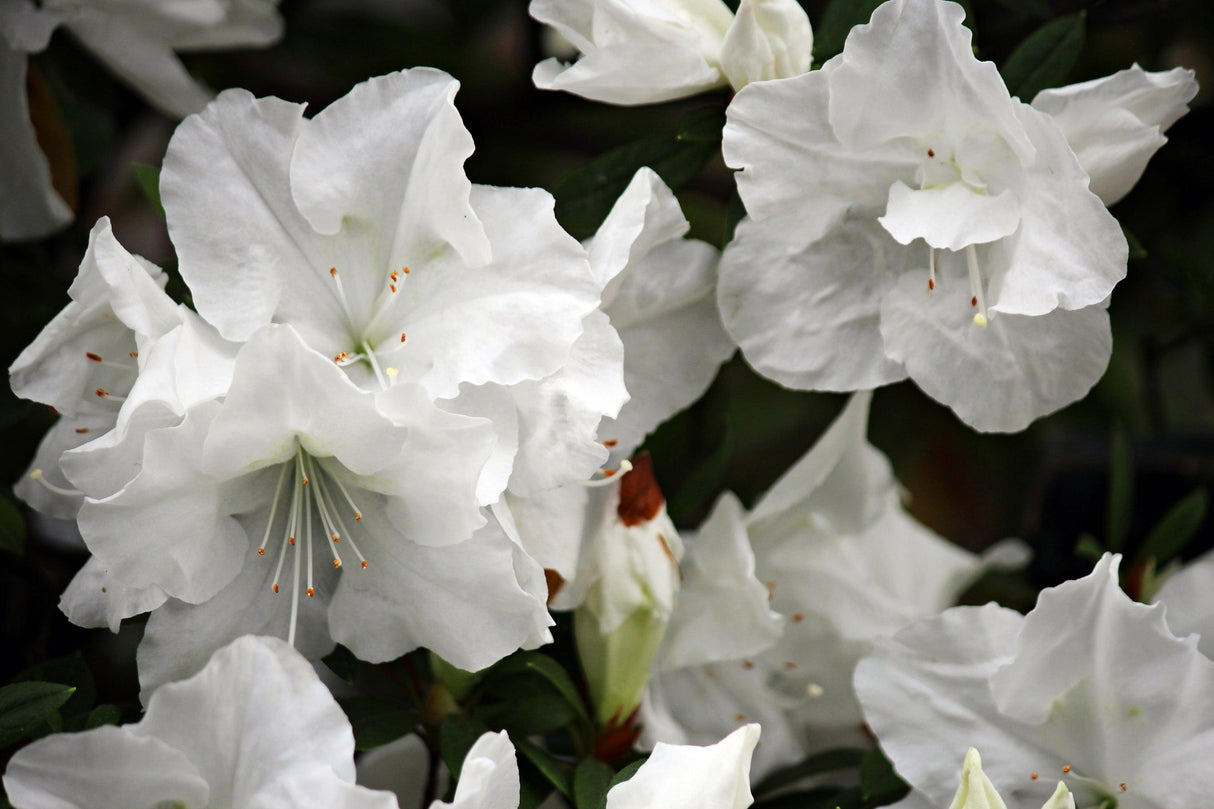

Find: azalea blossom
[1031,64,1198,206]
[530,0,812,104]
[0,0,282,240]
[855,554,1214,808]
[641,392,1026,776]
[2,635,398,809]
[720,0,1131,431]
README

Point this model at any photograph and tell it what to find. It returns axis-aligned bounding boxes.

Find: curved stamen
[28,468,82,497]
[362,340,390,390]
[965,245,988,328]
[580,459,635,488]
[257,464,291,556]
[927,247,937,292]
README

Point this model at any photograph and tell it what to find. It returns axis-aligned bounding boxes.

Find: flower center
[328,265,410,390]
[87,348,140,405]
[256,446,370,646]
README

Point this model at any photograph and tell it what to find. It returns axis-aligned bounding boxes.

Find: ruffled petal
[59,555,168,633]
[432,731,519,809]
[608,724,759,809]
[718,217,907,392]
[879,182,1020,251]
[719,0,813,91]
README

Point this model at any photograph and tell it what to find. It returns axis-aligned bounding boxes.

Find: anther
[965,244,989,328]
[306,587,315,598]
[75,427,89,434]
[129,351,138,358]
[29,468,82,497]
[734,713,746,722]
[257,548,265,556]
[602,439,618,447]
[927,148,935,158]
[360,560,368,568]
[330,267,338,277]
[332,533,340,542]
[402,266,410,274]
[1062,765,1071,774]
[1030,773,1038,780]
[332,559,341,569]
[792,612,805,623]
[806,683,824,699]
[400,332,407,343]
[928,278,935,291]
[95,388,108,397]
[86,352,103,362]
[1119,783,1127,792]
[741,660,755,670]
[289,536,296,546]
[272,583,280,593]
[971,296,977,307]
[389,284,397,293]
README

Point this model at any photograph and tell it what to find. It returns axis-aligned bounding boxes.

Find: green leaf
[814,0,885,63]
[1105,424,1133,553]
[84,704,123,729]
[515,738,574,798]
[573,757,615,809]
[988,0,1053,19]
[1000,12,1086,101]
[439,714,491,780]
[1134,487,1209,568]
[553,107,725,237]
[608,757,645,788]
[132,162,164,217]
[859,747,909,805]
[0,494,25,555]
[14,654,96,728]
[486,652,590,725]
[0,682,75,748]
[336,697,420,751]
[322,645,359,685]
[755,748,868,797]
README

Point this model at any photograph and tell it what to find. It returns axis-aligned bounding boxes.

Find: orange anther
[257,548,265,556]
[86,352,102,362]
[360,560,368,568]
[302,477,309,485]
[330,267,338,277]
[272,583,280,593]
[971,296,978,307]
[389,284,397,293]
[332,534,340,543]
[602,439,618,447]
[354,512,362,521]
[96,388,108,397]
[927,148,935,158]
[402,266,410,274]
[332,559,341,569]
[75,427,90,434]
[129,351,139,358]
[1062,765,1071,774]
[306,587,315,598]
[1119,783,1127,792]
[928,278,935,291]
[1030,773,1038,780]
[603,468,618,477]
[289,536,296,546]
[400,332,407,343]
[792,612,805,623]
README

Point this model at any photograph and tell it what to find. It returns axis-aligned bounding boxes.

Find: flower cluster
[2,0,1208,806]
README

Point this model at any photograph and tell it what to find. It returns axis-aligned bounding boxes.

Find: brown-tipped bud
[617,452,664,527]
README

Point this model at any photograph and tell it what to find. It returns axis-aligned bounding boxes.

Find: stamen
[580,459,634,488]
[362,340,390,391]
[256,464,291,555]
[94,389,127,403]
[602,439,618,447]
[402,266,410,275]
[385,367,399,386]
[86,352,102,362]
[927,248,937,292]
[328,469,364,522]
[965,245,989,328]
[304,469,315,598]
[304,457,344,571]
[28,468,82,497]
[84,352,136,373]
[75,427,89,434]
[129,351,138,358]
[400,332,407,343]
[805,683,824,699]
[1030,773,1039,781]
[329,267,357,328]
[1062,765,1071,774]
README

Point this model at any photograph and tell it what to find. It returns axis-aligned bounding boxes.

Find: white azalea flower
[1032,64,1198,206]
[855,554,1214,809]
[0,0,282,240]
[530,0,811,104]
[69,324,548,694]
[2,635,398,809]
[720,0,1129,432]
[641,392,1026,776]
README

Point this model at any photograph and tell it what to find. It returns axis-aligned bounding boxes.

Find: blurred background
[1,0,1212,721]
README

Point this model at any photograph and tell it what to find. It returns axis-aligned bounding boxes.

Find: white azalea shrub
[2,0,1207,807]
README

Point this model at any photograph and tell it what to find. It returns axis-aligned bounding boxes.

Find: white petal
[3,725,208,809]
[608,724,759,809]
[201,326,407,480]
[825,0,1033,162]
[290,68,490,267]
[718,216,907,393]
[529,0,731,104]
[15,414,111,519]
[879,268,1112,433]
[162,88,311,341]
[432,731,519,809]
[358,733,446,808]
[136,636,361,796]
[1153,548,1214,659]
[380,185,600,400]
[505,310,626,497]
[1032,65,1198,205]
[879,182,1020,251]
[588,167,690,291]
[853,604,1041,808]
[719,0,813,91]
[505,485,589,581]
[65,14,214,118]
[59,555,168,633]
[0,45,71,240]
[661,492,782,670]
[723,66,917,247]
[328,506,551,671]
[984,104,1128,317]
[77,401,249,604]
